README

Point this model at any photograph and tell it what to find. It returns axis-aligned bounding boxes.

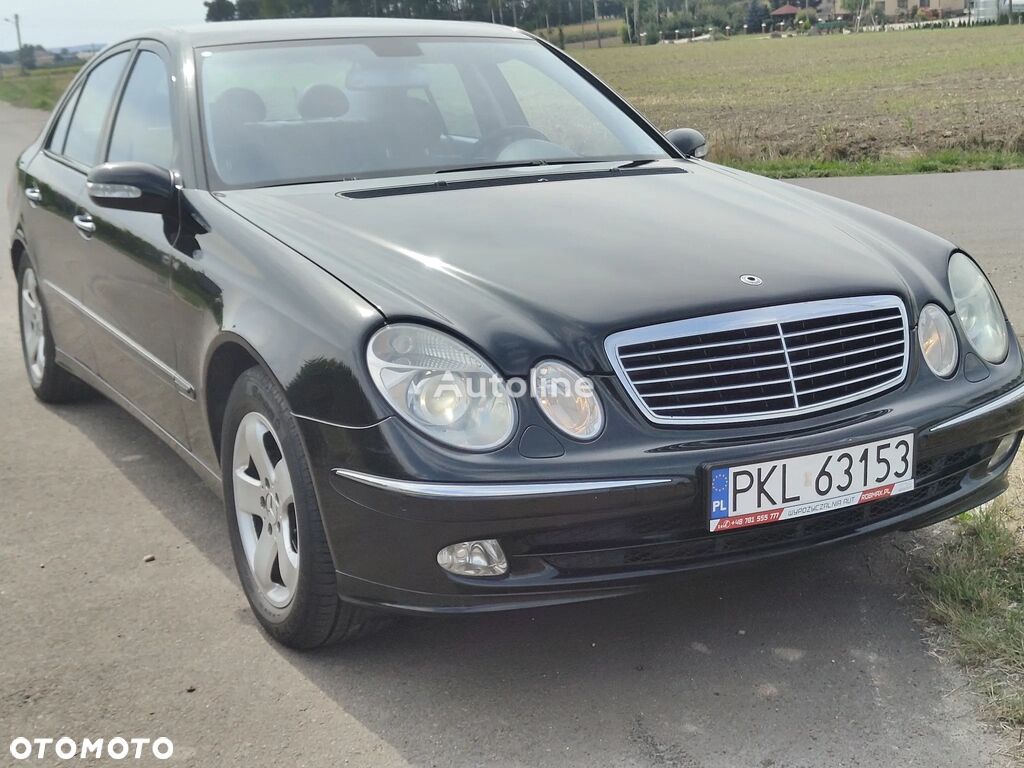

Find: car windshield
[197,36,670,189]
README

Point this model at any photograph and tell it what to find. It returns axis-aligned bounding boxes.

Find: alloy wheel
[232,412,300,608]
[20,267,46,386]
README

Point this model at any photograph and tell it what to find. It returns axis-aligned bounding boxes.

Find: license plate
[708,434,915,533]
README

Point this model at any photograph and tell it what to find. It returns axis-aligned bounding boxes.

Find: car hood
[215,160,955,374]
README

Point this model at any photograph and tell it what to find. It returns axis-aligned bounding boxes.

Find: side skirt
[54,349,224,499]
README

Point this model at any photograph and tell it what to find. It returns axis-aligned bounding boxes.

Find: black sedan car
[9,19,1024,648]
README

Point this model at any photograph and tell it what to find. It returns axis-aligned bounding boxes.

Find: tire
[221,366,392,649]
[16,257,92,404]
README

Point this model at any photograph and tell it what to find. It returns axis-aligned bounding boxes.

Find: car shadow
[55,395,984,768]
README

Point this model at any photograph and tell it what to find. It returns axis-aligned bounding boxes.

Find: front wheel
[221,366,392,649]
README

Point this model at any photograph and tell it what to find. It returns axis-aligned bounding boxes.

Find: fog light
[437,540,507,577]
[988,433,1020,470]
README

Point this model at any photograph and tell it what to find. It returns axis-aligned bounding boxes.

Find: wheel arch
[203,332,286,466]
[10,236,27,274]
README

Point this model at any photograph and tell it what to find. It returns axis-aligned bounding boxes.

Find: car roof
[122,18,532,50]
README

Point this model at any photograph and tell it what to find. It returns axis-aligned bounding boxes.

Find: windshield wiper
[615,158,658,169]
[434,159,615,175]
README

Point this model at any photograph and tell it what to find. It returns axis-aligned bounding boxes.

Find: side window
[47,87,81,154]
[63,51,129,166]
[108,51,173,168]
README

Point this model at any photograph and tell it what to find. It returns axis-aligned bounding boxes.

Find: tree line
[204,0,813,44]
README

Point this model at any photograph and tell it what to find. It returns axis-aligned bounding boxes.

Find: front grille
[606,296,909,424]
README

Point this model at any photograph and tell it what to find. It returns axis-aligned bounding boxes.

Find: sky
[2,0,209,50]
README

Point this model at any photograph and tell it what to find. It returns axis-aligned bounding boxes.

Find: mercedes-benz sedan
[9,19,1024,648]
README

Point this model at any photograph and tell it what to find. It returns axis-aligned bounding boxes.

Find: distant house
[32,49,55,67]
[770,3,802,24]
[973,0,1013,20]
[882,0,965,15]
[816,0,853,18]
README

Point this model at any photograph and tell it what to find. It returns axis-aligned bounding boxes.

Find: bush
[795,8,818,25]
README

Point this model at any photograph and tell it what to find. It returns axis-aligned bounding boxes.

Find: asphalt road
[2,102,1022,767]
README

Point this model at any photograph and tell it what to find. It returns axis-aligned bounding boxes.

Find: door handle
[24,186,42,204]
[72,213,96,237]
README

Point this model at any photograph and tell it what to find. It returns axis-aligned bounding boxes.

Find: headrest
[211,87,266,124]
[298,84,350,120]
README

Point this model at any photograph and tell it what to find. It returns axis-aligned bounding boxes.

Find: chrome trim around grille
[606,296,910,425]
[332,469,672,498]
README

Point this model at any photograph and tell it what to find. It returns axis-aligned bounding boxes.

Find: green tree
[205,0,237,20]
[261,0,289,16]
[745,0,769,28]
[18,45,36,70]
[236,0,262,17]
[795,6,817,24]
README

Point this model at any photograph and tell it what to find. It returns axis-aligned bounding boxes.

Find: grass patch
[0,66,78,110]
[918,493,1024,728]
[733,150,1024,178]
[576,26,1024,175]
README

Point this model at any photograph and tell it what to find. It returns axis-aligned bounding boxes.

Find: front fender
[177,191,391,468]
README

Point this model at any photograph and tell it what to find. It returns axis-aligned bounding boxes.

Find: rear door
[76,42,192,443]
[19,47,133,373]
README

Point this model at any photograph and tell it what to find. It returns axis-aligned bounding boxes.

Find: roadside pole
[3,13,25,75]
[13,13,23,75]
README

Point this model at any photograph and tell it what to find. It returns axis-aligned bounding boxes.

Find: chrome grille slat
[606,296,909,425]
[792,352,905,381]
[651,392,796,411]
[786,327,902,353]
[635,363,793,386]
[623,348,786,373]
[618,332,782,360]
[798,365,904,395]
[641,377,795,397]
[788,340,904,368]
[782,313,902,336]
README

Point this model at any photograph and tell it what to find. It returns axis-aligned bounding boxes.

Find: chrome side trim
[332,469,672,498]
[606,295,909,426]
[292,413,389,431]
[929,382,1024,432]
[42,279,196,400]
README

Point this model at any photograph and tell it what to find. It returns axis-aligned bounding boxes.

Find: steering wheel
[474,125,549,160]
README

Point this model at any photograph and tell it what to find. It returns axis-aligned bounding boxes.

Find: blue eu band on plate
[709,434,916,532]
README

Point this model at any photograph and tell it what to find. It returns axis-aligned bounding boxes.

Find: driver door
[76,43,191,443]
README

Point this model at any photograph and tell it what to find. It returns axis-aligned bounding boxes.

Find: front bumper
[297,373,1024,615]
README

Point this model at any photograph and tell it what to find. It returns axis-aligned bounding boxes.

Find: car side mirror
[86,162,176,214]
[665,128,708,159]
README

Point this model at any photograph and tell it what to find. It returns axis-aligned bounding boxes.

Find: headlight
[918,303,958,378]
[531,360,604,440]
[366,324,516,451]
[948,252,1008,364]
